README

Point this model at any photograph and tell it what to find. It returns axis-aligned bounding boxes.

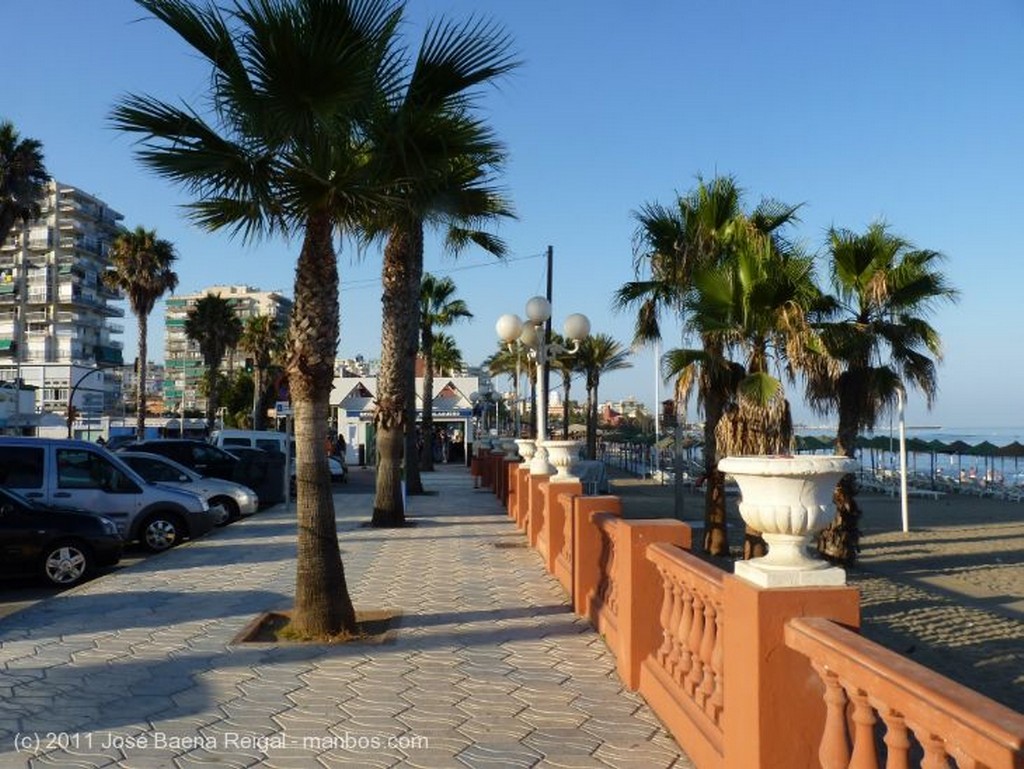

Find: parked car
[0,485,123,587]
[118,452,259,525]
[121,439,241,482]
[290,455,348,494]
[0,438,217,552]
[210,429,294,458]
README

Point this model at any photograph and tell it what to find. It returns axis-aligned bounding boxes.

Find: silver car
[118,452,259,526]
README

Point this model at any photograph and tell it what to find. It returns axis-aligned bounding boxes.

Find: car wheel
[41,541,93,587]
[142,512,183,552]
[211,496,240,524]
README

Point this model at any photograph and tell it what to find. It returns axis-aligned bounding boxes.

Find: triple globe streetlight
[496,297,590,474]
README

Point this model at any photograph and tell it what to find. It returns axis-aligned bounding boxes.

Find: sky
[4,0,1022,429]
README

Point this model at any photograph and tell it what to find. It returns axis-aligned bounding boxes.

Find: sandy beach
[607,472,1024,713]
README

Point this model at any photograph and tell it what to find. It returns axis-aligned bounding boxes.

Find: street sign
[275,401,293,417]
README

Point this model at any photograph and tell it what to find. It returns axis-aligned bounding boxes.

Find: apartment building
[164,284,292,413]
[0,180,124,429]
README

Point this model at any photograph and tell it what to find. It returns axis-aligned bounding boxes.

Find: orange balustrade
[786,616,1024,769]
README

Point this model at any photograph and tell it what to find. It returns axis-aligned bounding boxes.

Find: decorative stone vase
[718,455,858,587]
[514,439,536,464]
[529,441,553,476]
[501,439,519,459]
[543,440,582,482]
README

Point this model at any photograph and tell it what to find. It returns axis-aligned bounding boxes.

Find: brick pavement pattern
[0,465,694,768]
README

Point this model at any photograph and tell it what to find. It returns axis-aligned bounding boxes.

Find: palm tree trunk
[289,211,356,637]
[419,329,435,472]
[703,386,730,557]
[586,383,598,460]
[561,377,570,440]
[818,407,862,564]
[136,313,148,438]
[374,223,422,524]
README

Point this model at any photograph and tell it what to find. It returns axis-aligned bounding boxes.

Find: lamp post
[66,367,105,438]
[497,297,589,474]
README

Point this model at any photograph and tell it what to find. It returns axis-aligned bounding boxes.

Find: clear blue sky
[4,0,1022,429]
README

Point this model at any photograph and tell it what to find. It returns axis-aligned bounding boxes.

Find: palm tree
[430,332,463,376]
[576,334,631,459]
[677,220,819,557]
[103,226,178,437]
[239,313,286,430]
[806,222,958,564]
[548,332,577,440]
[185,293,243,430]
[418,273,472,471]
[487,342,533,437]
[365,19,517,525]
[0,121,48,246]
[616,175,751,555]
[111,0,404,637]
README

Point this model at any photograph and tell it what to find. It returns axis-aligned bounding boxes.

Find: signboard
[275,401,293,417]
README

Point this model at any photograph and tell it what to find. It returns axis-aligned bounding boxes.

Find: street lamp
[66,367,105,439]
[497,297,590,474]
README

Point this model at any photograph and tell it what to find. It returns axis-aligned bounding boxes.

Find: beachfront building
[164,284,292,415]
[0,180,125,433]
[331,370,487,465]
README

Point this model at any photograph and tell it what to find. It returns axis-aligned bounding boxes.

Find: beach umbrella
[998,441,1024,479]
[942,440,972,480]
[972,441,1000,479]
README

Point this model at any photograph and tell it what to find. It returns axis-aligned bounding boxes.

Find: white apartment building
[0,180,124,431]
[164,284,292,413]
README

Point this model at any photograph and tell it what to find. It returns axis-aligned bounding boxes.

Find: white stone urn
[718,455,857,587]
[543,440,583,482]
[514,439,536,464]
[529,441,553,475]
[501,438,519,459]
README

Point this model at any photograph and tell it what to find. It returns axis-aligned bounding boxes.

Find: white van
[0,438,217,552]
[210,429,293,457]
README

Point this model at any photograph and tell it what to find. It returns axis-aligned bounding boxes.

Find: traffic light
[244,358,254,372]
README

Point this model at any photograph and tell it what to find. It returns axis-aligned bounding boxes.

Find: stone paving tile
[0,466,693,769]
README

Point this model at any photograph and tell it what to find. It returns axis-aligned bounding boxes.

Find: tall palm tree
[576,333,631,459]
[486,342,533,436]
[185,293,243,430]
[103,226,179,437]
[616,175,752,554]
[111,0,403,637]
[364,18,517,525]
[239,313,286,429]
[418,273,472,471]
[806,222,958,564]
[0,121,48,246]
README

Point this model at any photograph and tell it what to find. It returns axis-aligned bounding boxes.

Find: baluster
[665,573,683,676]
[919,733,951,769]
[674,579,694,685]
[605,531,619,614]
[655,567,675,666]
[685,591,706,696]
[707,600,724,724]
[847,688,879,769]
[697,597,717,709]
[813,664,850,769]
[878,706,909,769]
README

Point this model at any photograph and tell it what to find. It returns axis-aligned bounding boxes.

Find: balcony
[93,345,123,367]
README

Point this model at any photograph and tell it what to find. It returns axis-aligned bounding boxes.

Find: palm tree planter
[719,455,857,587]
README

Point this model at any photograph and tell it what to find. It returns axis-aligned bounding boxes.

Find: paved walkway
[0,464,693,768]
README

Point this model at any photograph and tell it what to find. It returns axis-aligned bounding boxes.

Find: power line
[339,251,547,293]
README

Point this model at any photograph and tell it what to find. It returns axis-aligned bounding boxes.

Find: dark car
[0,486,123,587]
[120,439,241,482]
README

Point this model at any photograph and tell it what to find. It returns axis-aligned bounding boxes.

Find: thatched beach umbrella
[972,440,1000,479]
[998,441,1024,480]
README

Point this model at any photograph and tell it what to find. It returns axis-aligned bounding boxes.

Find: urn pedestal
[718,455,857,587]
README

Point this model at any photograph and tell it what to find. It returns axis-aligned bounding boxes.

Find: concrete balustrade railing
[641,543,726,767]
[785,616,1024,769]
[501,467,1023,769]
